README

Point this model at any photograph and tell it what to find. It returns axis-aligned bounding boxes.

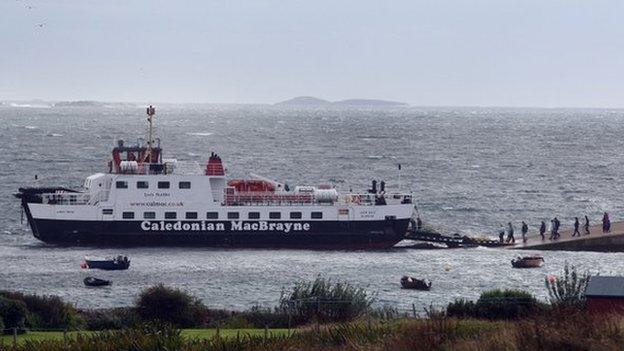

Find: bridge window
[116,181,128,189]
[290,212,302,219]
[206,212,219,219]
[165,212,177,219]
[158,181,170,189]
[137,181,149,189]
[102,209,113,215]
[122,212,134,219]
[311,212,323,219]
[227,212,239,219]
[269,212,281,219]
[186,212,198,219]
[143,211,156,219]
[248,212,260,219]
[179,181,191,189]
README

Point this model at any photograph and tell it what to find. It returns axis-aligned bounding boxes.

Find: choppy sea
[2,104,624,312]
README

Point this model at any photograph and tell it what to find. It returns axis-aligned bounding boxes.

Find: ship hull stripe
[27,218,409,249]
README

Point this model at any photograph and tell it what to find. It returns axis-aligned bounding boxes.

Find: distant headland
[53,100,106,107]
[276,96,408,107]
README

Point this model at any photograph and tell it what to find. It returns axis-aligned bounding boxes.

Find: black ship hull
[25,218,409,249]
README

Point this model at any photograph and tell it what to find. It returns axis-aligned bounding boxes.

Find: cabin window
[248,212,260,219]
[206,212,219,219]
[186,212,198,219]
[269,212,281,219]
[158,181,170,189]
[137,181,149,189]
[290,212,302,219]
[311,212,323,219]
[122,211,134,219]
[102,209,113,215]
[116,181,128,189]
[165,212,177,219]
[227,212,239,219]
[179,181,191,189]
[143,211,156,219]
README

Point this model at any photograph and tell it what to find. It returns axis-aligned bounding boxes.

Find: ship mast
[145,105,156,162]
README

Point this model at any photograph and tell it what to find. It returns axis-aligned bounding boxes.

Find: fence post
[216,323,220,340]
[264,325,268,340]
[412,303,417,318]
[316,299,321,333]
[63,328,68,350]
[13,328,17,349]
[287,308,291,337]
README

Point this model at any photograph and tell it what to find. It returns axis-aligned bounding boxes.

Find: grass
[3,314,624,350]
[0,328,291,345]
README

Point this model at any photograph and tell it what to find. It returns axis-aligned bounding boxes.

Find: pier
[512,221,624,252]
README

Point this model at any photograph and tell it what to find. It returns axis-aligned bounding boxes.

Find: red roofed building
[585,276,624,314]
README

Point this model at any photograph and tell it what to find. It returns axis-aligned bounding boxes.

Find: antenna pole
[398,163,402,191]
[146,105,155,162]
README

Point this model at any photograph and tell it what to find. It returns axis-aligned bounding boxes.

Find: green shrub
[475,289,541,319]
[80,307,141,330]
[202,306,293,329]
[213,314,255,329]
[135,284,205,327]
[0,297,28,332]
[0,291,81,329]
[545,262,590,309]
[278,276,373,324]
[240,306,291,328]
[446,299,476,318]
[369,305,402,320]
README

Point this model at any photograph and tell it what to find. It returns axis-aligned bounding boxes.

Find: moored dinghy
[511,255,544,268]
[400,276,432,290]
[84,276,112,287]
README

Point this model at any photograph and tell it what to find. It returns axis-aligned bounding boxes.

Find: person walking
[553,217,561,239]
[539,221,546,240]
[549,219,555,240]
[499,227,505,243]
[573,217,580,237]
[521,221,529,243]
[603,212,611,233]
[584,215,590,235]
[507,222,515,243]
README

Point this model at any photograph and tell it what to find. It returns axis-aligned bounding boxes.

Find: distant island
[276,96,408,107]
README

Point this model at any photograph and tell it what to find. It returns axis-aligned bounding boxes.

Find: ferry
[16,106,414,249]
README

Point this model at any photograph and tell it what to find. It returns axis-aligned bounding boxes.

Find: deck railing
[223,192,412,206]
[115,161,204,176]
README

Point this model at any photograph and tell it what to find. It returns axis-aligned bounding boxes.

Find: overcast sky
[1,0,623,107]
